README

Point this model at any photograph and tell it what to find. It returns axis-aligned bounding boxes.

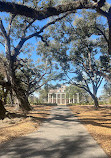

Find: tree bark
[0,99,6,120]
[108,8,111,55]
[2,88,8,105]
[86,90,99,109]
[9,89,14,106]
[13,82,32,112]
[7,57,32,112]
[0,1,96,20]
[92,95,99,109]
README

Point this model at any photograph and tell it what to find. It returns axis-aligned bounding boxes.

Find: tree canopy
[1,0,111,55]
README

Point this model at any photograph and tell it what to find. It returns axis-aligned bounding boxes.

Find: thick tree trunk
[0,99,6,120]
[13,82,32,112]
[7,72,32,112]
[9,89,14,106]
[93,96,99,109]
[88,90,99,109]
[7,61,32,112]
[3,89,8,105]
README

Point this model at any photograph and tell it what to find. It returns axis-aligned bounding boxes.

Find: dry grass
[70,104,111,158]
[1,103,111,157]
[0,104,54,144]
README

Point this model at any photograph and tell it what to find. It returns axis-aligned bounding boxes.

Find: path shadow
[79,117,111,129]
[0,132,106,158]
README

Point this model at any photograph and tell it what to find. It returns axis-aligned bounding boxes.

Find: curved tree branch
[0,19,8,40]
[7,14,16,36]
[0,1,97,20]
[12,11,72,59]
[95,25,109,43]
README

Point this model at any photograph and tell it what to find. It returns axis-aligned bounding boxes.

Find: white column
[56,93,58,104]
[69,93,70,103]
[48,93,50,103]
[52,95,54,103]
[77,93,80,103]
[65,93,66,105]
[60,93,62,104]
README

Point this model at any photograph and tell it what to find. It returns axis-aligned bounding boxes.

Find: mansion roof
[49,85,66,93]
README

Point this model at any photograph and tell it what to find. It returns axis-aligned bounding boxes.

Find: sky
[107,0,111,4]
[0,0,111,97]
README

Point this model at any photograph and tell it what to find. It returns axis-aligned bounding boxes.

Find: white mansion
[48,85,80,105]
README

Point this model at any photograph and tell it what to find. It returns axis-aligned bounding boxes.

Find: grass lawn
[70,104,111,158]
[0,104,54,144]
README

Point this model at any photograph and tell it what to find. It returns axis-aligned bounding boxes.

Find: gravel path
[0,105,108,158]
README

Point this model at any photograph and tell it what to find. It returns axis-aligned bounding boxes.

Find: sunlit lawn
[0,104,54,144]
[70,104,111,158]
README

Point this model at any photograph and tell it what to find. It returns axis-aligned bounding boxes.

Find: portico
[48,85,80,105]
[48,93,67,105]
